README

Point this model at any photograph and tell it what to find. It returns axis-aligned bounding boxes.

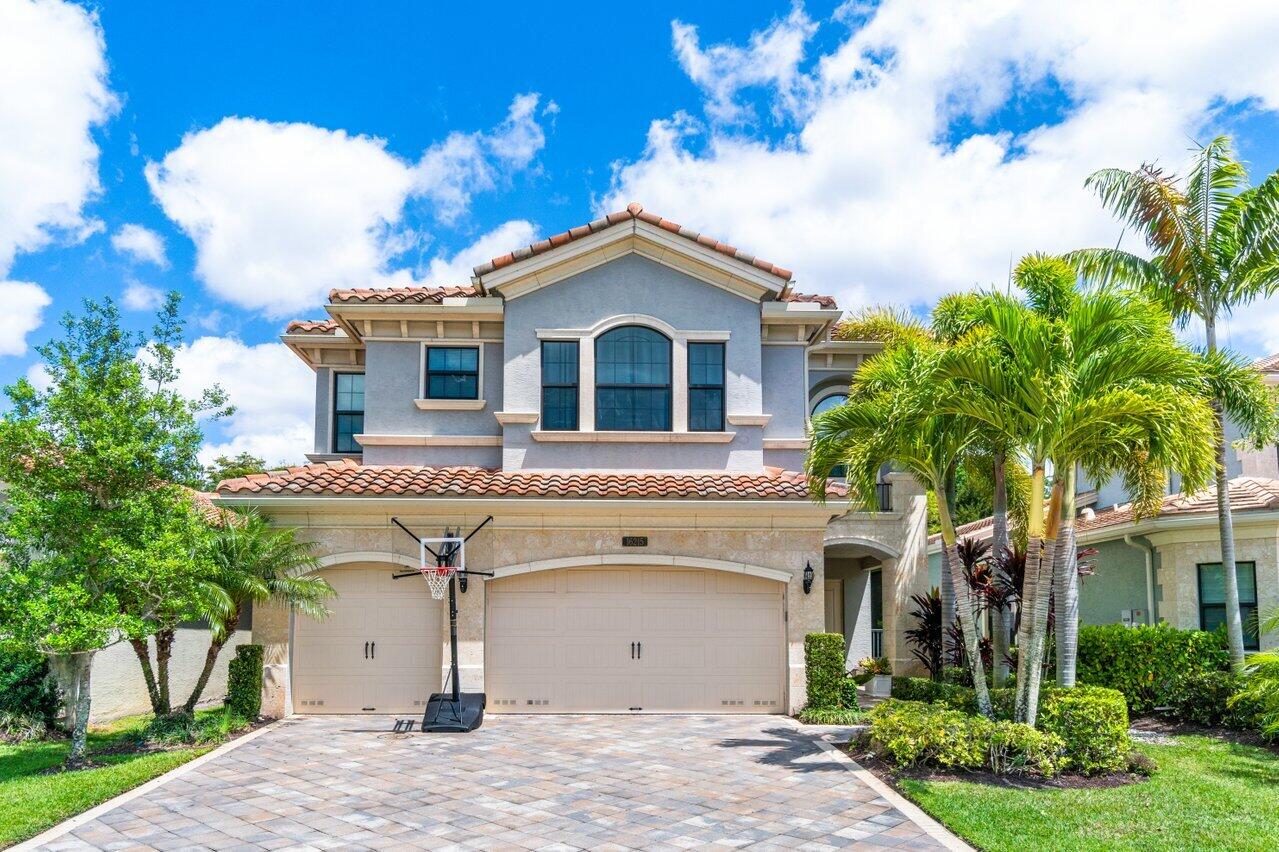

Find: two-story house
[215,204,932,717]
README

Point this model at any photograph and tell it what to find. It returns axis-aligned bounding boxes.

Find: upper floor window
[333,372,364,453]
[541,341,579,430]
[1199,561,1259,650]
[688,342,725,432]
[595,326,671,431]
[812,393,848,418]
[425,346,479,400]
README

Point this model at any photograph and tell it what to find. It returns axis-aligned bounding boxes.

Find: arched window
[811,393,848,418]
[595,326,672,431]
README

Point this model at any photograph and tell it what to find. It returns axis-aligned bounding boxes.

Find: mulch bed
[848,747,1148,790]
[35,715,274,774]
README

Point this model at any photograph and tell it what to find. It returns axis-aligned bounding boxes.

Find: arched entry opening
[824,537,900,667]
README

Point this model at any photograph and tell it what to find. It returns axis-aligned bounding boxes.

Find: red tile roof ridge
[327,284,479,304]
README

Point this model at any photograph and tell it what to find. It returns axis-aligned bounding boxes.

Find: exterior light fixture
[802,561,814,595]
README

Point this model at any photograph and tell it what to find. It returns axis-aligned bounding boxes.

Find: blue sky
[4,0,1279,463]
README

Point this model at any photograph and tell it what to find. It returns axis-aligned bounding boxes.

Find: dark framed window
[425,346,479,399]
[1199,561,1259,650]
[812,393,849,477]
[595,326,671,431]
[333,372,364,453]
[541,340,579,431]
[688,342,725,432]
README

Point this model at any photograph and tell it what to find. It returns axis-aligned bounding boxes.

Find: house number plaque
[622,536,648,547]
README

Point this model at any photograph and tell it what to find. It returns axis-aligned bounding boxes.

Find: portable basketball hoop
[389,516,494,733]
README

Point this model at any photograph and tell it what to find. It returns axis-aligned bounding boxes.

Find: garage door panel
[297,605,368,637]
[293,675,364,713]
[487,566,784,714]
[294,637,366,677]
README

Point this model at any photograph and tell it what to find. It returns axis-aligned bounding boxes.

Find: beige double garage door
[293,564,785,714]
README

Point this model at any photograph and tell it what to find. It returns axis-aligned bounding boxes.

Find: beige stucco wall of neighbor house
[1148,519,1279,650]
[247,499,832,716]
[88,627,252,722]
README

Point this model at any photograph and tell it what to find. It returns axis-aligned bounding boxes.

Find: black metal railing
[875,482,892,512]
[871,628,884,658]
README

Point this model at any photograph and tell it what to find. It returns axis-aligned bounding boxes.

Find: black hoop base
[421,691,485,733]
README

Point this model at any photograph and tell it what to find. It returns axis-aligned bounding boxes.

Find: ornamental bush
[804,633,846,710]
[1076,624,1227,713]
[1166,670,1259,728]
[0,642,59,727]
[890,676,977,713]
[227,644,264,720]
[868,700,1062,776]
[1037,685,1129,774]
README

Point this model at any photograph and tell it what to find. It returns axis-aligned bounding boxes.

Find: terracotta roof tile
[472,202,796,283]
[216,459,832,501]
[782,292,839,309]
[284,319,340,335]
[328,285,480,305]
[1254,352,1279,372]
[931,476,1279,545]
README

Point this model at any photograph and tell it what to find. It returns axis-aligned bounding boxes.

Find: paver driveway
[35,715,960,851]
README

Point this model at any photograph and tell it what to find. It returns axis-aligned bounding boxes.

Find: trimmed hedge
[868,699,1062,776]
[805,633,846,710]
[227,644,264,719]
[1076,624,1227,713]
[891,676,978,713]
[1166,671,1261,729]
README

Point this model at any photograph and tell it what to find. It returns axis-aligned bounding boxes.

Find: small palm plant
[1232,608,1279,740]
[181,510,335,715]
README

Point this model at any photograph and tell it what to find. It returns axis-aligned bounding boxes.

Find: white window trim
[808,388,849,428]
[420,341,485,406]
[329,368,366,454]
[534,314,731,434]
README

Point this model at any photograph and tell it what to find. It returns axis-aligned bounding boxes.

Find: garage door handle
[630,642,635,659]
[371,641,375,659]
[637,641,642,659]
[364,641,368,659]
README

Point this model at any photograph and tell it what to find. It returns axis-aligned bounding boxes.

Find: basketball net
[419,537,463,600]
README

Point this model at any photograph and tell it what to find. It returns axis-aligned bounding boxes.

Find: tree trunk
[46,650,96,768]
[183,608,240,715]
[1054,469,1079,686]
[991,451,1011,687]
[128,637,163,715]
[944,541,993,717]
[938,467,959,668]
[155,628,174,716]
[1014,535,1042,717]
[1018,480,1064,726]
[1206,318,1246,670]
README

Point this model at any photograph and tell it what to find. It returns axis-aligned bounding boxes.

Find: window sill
[531,430,736,443]
[726,414,772,427]
[414,398,486,411]
[494,411,540,425]
[763,438,809,450]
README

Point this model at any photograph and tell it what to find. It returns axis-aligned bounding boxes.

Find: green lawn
[0,712,216,848]
[897,735,1278,852]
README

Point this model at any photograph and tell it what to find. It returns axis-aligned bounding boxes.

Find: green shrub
[227,644,264,719]
[143,707,250,746]
[805,633,846,710]
[0,643,59,726]
[1038,685,1129,774]
[0,710,50,744]
[1166,671,1258,728]
[890,676,977,713]
[869,700,1062,776]
[1076,624,1227,713]
[798,706,868,725]
[839,677,861,709]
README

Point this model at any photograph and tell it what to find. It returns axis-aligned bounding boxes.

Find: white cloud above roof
[0,280,53,357]
[111,223,169,268]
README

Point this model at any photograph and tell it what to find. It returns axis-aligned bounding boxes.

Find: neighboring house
[927,355,1279,652]
[214,204,933,716]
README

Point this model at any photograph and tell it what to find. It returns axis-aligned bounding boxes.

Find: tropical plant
[181,510,333,715]
[1068,136,1279,669]
[0,295,227,765]
[905,588,944,678]
[942,255,1218,724]
[809,342,995,717]
[1232,607,1279,739]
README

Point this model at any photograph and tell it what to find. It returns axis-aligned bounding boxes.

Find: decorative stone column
[252,599,292,718]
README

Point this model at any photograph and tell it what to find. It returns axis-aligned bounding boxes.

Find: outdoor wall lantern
[802,561,814,595]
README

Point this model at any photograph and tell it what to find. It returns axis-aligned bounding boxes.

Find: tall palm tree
[944,257,1217,724]
[809,342,996,718]
[1068,136,1279,669]
[181,510,335,715]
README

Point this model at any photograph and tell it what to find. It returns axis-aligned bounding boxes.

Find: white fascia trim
[414,398,486,411]
[761,302,843,323]
[536,314,730,342]
[354,434,501,447]
[532,430,736,443]
[492,553,793,584]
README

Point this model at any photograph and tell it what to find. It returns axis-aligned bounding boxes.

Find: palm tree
[943,256,1217,723]
[181,510,335,715]
[809,342,996,718]
[1068,136,1279,669]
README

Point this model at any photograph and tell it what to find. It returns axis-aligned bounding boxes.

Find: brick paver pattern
[40,715,945,851]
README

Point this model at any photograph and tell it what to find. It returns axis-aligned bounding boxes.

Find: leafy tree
[0,295,226,764]
[1068,136,1279,669]
[202,452,269,490]
[182,510,333,714]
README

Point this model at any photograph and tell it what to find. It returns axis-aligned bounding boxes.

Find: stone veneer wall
[250,508,829,716]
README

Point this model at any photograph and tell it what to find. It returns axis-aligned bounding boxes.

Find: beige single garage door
[293,564,442,714]
[486,566,785,713]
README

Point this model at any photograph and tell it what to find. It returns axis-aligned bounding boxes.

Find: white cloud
[147,95,549,318]
[0,0,115,275]
[605,0,1279,357]
[423,220,539,285]
[0,280,53,357]
[111,223,168,268]
[167,336,315,466]
[122,280,164,311]
[25,361,52,392]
